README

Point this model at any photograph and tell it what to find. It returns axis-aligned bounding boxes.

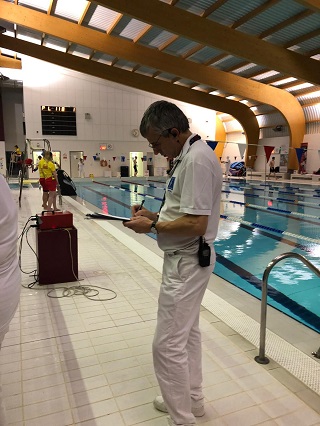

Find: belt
[165,250,198,257]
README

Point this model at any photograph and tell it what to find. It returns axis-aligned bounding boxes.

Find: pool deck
[2,179,320,426]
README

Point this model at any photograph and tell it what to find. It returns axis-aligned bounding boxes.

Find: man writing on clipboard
[124,101,222,426]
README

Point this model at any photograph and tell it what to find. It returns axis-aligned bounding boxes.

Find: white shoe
[154,396,205,417]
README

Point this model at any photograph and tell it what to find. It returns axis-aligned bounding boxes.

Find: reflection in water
[101,196,108,214]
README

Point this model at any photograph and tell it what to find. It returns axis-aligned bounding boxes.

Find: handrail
[255,252,320,364]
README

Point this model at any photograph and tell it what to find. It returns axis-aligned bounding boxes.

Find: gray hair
[139,101,189,137]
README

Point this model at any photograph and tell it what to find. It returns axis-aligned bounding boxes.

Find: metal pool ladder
[255,252,320,364]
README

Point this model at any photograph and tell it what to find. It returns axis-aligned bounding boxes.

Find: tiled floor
[1,184,320,425]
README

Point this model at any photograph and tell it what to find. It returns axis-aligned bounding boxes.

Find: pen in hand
[138,200,145,211]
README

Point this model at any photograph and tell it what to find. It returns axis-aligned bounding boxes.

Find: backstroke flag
[295,148,304,163]
[264,146,275,162]
[206,141,218,151]
[238,144,246,159]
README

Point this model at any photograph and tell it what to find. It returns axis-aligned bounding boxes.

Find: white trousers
[0,328,8,426]
[153,251,214,425]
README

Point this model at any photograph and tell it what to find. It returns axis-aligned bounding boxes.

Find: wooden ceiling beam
[293,87,320,97]
[0,3,298,109]
[223,61,249,73]
[132,64,141,72]
[158,35,179,51]
[283,27,320,48]
[204,53,228,66]
[0,32,260,167]
[111,57,118,66]
[259,9,313,39]
[94,0,320,84]
[182,44,204,59]
[301,100,320,108]
[1,1,305,169]
[0,54,21,69]
[231,0,280,30]
[47,0,57,15]
[133,24,152,43]
[107,13,122,34]
[78,2,91,25]
[306,47,319,56]
[201,0,225,18]
[278,80,308,90]
[231,8,320,69]
[293,0,320,12]
[40,32,45,46]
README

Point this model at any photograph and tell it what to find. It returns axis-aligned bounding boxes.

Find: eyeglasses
[148,128,173,149]
[148,133,163,149]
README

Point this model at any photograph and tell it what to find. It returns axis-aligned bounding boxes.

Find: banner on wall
[264,146,275,162]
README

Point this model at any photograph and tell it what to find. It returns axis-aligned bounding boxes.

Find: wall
[254,136,289,171]
[220,118,247,170]
[219,130,247,172]
[222,115,320,172]
[22,57,216,177]
[254,135,320,173]
[2,87,24,151]
[303,133,320,174]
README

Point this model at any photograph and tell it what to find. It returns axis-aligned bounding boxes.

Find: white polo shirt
[0,175,21,336]
[157,134,222,253]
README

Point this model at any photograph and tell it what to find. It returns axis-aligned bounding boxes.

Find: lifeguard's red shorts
[45,177,57,192]
[39,178,48,192]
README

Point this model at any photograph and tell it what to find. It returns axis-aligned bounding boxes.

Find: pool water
[75,178,320,333]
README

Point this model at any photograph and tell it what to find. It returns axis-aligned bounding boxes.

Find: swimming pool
[75,178,320,333]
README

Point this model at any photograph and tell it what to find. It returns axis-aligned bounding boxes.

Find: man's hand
[131,204,158,221]
[123,216,153,234]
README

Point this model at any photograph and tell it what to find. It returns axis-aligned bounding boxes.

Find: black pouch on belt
[198,236,211,267]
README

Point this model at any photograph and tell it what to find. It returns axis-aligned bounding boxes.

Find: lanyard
[159,134,201,213]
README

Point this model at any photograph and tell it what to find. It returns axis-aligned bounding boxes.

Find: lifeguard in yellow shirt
[43,151,59,211]
[38,154,49,209]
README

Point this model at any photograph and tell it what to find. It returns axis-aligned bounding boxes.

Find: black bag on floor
[57,170,77,196]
